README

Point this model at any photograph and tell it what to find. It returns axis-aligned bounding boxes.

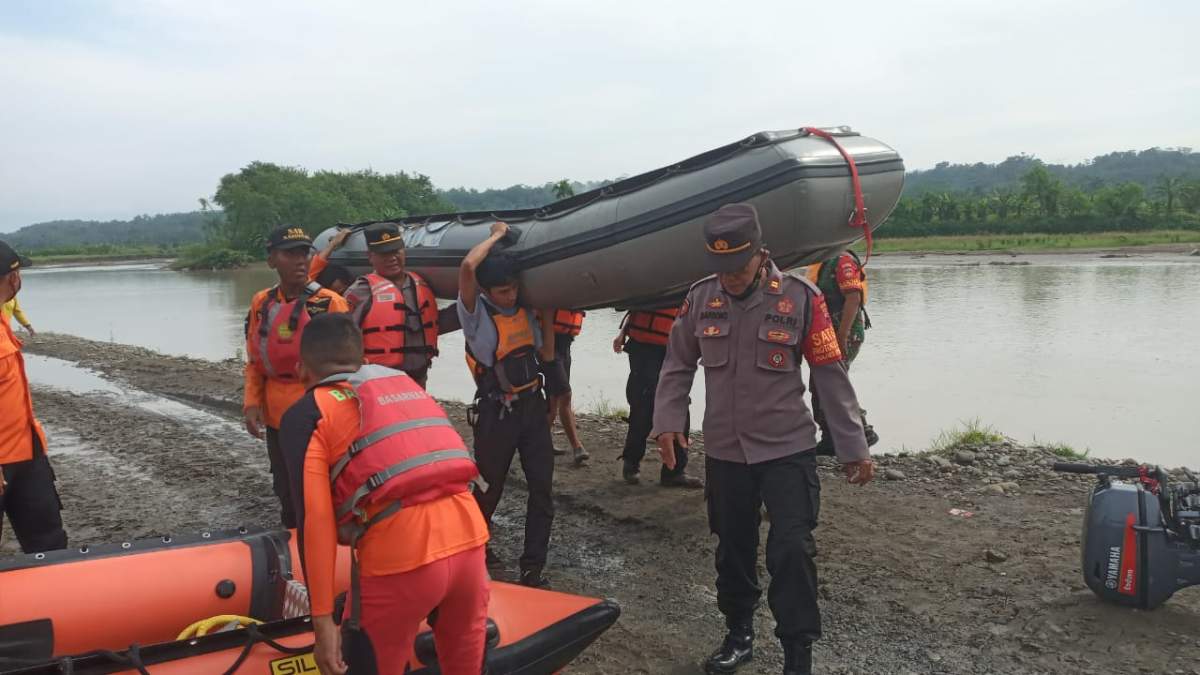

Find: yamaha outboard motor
[1054,462,1200,609]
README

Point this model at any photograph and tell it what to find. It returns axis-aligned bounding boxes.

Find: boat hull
[318,126,904,310]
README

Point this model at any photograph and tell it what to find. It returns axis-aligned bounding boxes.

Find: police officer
[0,241,67,553]
[806,249,878,451]
[652,204,875,675]
[344,223,442,388]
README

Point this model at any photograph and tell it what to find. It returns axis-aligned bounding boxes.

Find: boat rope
[800,127,873,264]
[57,644,151,675]
[51,621,312,674]
[217,623,312,675]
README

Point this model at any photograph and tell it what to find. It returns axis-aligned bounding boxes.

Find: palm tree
[552,179,575,200]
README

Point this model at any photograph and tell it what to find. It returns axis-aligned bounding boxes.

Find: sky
[1,0,1197,232]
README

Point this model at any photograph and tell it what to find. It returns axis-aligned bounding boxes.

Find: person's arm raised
[459,221,509,314]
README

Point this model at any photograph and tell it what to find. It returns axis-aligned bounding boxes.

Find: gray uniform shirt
[456,293,542,368]
[651,262,869,465]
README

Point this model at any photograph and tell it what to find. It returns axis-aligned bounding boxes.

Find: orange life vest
[250,282,322,383]
[625,309,678,347]
[465,305,541,397]
[318,366,478,544]
[358,272,440,369]
[552,310,584,337]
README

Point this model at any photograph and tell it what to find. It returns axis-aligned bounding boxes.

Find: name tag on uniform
[375,293,396,303]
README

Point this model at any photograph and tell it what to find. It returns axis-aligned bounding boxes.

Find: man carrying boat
[612,308,701,487]
[805,249,879,452]
[458,221,565,588]
[280,313,490,675]
[549,309,589,465]
[0,241,67,554]
[340,223,443,389]
[243,225,350,529]
[652,204,875,675]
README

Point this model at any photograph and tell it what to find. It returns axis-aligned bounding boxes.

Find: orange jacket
[552,310,584,336]
[0,320,47,464]
[281,380,489,617]
[243,286,350,429]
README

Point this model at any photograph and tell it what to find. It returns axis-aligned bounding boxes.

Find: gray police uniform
[652,259,868,647]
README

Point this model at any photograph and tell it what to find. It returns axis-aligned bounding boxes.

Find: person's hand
[656,432,687,470]
[489,221,509,239]
[0,474,6,496]
[838,337,850,360]
[313,617,347,675]
[243,407,265,439]
[612,333,626,353]
[21,324,35,336]
[843,459,875,485]
[330,228,352,250]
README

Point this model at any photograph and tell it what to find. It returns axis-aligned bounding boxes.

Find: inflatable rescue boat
[0,528,619,674]
[317,126,904,310]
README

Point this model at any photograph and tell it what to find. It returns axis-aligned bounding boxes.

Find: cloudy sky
[1,0,1197,231]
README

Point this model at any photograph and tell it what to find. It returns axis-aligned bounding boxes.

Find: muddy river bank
[6,332,1199,674]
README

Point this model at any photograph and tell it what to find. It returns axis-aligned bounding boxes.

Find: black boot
[704,621,753,674]
[782,642,813,675]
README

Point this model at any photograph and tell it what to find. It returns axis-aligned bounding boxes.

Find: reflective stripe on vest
[625,309,677,347]
[317,365,479,524]
[552,310,584,336]
[335,449,473,521]
[359,272,439,367]
[255,282,321,381]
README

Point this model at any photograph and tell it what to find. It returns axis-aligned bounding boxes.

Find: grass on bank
[26,244,181,265]
[1031,435,1091,460]
[929,418,1006,453]
[588,394,629,421]
[170,243,254,270]
[861,230,1200,254]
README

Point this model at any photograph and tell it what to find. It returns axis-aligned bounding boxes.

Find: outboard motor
[1054,462,1200,609]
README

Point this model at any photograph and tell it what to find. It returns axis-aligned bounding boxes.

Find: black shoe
[622,465,640,485]
[660,473,703,489]
[704,623,753,674]
[782,642,813,675]
[519,567,550,588]
[864,424,879,447]
[485,546,501,568]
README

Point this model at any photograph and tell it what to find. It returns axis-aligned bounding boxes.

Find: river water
[16,254,1200,467]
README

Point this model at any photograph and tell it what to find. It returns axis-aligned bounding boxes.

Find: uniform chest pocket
[756,324,799,373]
[695,320,730,368]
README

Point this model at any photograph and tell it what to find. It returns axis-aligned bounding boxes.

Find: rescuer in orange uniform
[280,313,489,675]
[0,241,67,553]
[243,226,349,529]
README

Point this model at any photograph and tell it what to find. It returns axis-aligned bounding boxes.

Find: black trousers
[266,427,298,529]
[1,433,68,554]
[471,394,555,571]
[621,343,688,480]
[705,451,822,643]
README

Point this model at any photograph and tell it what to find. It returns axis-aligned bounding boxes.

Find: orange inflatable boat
[0,528,619,674]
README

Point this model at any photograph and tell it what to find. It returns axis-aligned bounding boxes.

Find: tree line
[882,164,1200,238]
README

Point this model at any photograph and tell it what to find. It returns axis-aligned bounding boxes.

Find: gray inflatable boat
[316,126,904,310]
